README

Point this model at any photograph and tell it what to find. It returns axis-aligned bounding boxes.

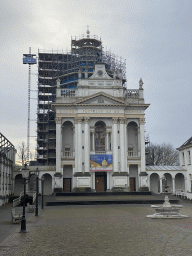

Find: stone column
[139,118,145,174]
[92,131,95,152]
[185,177,188,193]
[106,131,109,151]
[84,117,90,173]
[56,117,62,173]
[92,172,95,191]
[107,172,110,191]
[74,118,78,173]
[160,178,163,193]
[138,164,141,188]
[127,164,130,190]
[148,176,150,191]
[124,121,127,172]
[77,117,82,173]
[112,118,118,172]
[120,118,125,173]
[172,178,175,194]
[137,126,141,156]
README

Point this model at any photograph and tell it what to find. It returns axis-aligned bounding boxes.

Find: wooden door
[95,176,105,192]
[63,178,71,192]
[130,178,135,191]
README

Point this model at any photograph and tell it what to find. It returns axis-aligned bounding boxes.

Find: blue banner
[90,154,113,171]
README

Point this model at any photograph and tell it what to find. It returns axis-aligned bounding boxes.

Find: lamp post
[35,167,39,216]
[41,175,44,209]
[21,164,29,233]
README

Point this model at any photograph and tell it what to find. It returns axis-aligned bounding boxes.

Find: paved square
[1,201,192,256]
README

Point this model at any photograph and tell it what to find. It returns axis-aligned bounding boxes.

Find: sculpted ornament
[55,117,62,124]
[139,118,145,125]
[120,118,125,124]
[112,117,118,124]
[74,117,78,124]
[84,117,89,124]
[77,117,82,124]
[56,78,61,88]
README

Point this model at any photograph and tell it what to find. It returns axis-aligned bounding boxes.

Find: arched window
[127,122,138,157]
[95,121,106,152]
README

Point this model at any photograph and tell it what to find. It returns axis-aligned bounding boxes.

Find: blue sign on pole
[23,54,36,64]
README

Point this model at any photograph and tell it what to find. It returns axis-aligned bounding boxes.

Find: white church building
[51,63,149,192]
[13,61,192,195]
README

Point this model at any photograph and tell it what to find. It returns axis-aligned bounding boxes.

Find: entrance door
[95,172,107,192]
[63,178,71,192]
[130,178,136,191]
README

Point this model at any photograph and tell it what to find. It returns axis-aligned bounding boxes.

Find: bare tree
[146,143,179,166]
[16,142,27,165]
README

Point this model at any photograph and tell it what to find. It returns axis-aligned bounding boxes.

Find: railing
[13,197,20,207]
[127,152,140,158]
[61,151,75,159]
[13,191,36,207]
[125,89,139,98]
[174,190,192,201]
[94,151,106,154]
[37,155,47,159]
[175,189,186,198]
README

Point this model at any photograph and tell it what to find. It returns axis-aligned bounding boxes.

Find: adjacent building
[0,133,16,206]
[177,137,192,192]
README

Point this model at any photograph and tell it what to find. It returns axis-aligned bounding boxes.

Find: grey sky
[0,0,191,160]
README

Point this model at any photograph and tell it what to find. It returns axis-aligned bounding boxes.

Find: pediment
[89,64,112,80]
[73,92,128,106]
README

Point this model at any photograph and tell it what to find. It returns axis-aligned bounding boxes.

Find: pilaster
[56,117,62,173]
[77,117,83,173]
[112,118,118,173]
[84,117,90,173]
[139,118,145,174]
[120,118,125,173]
[74,117,78,172]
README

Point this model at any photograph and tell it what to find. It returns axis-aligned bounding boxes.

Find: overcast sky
[0,0,191,161]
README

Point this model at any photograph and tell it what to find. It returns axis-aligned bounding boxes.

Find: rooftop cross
[86,25,90,38]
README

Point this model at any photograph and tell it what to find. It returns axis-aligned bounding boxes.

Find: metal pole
[21,178,26,232]
[35,175,38,216]
[41,178,44,209]
[27,47,31,165]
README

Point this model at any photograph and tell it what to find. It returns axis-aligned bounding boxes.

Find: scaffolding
[37,31,127,165]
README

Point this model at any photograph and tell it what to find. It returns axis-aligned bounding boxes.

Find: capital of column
[139,118,145,125]
[84,117,89,124]
[75,117,82,124]
[112,117,118,124]
[55,117,62,124]
[120,118,125,124]
[74,117,78,124]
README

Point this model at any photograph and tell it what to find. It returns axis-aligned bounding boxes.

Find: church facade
[52,63,149,192]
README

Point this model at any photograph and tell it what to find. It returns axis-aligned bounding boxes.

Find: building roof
[177,137,192,150]
[146,166,185,171]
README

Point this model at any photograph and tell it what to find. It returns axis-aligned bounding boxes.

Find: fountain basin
[147,195,188,219]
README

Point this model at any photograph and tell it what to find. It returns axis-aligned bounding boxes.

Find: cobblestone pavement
[1,197,192,256]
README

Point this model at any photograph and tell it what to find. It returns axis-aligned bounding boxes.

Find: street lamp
[41,175,44,209]
[35,167,39,216]
[21,164,29,233]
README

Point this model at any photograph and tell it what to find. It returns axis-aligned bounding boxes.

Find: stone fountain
[147,188,188,219]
